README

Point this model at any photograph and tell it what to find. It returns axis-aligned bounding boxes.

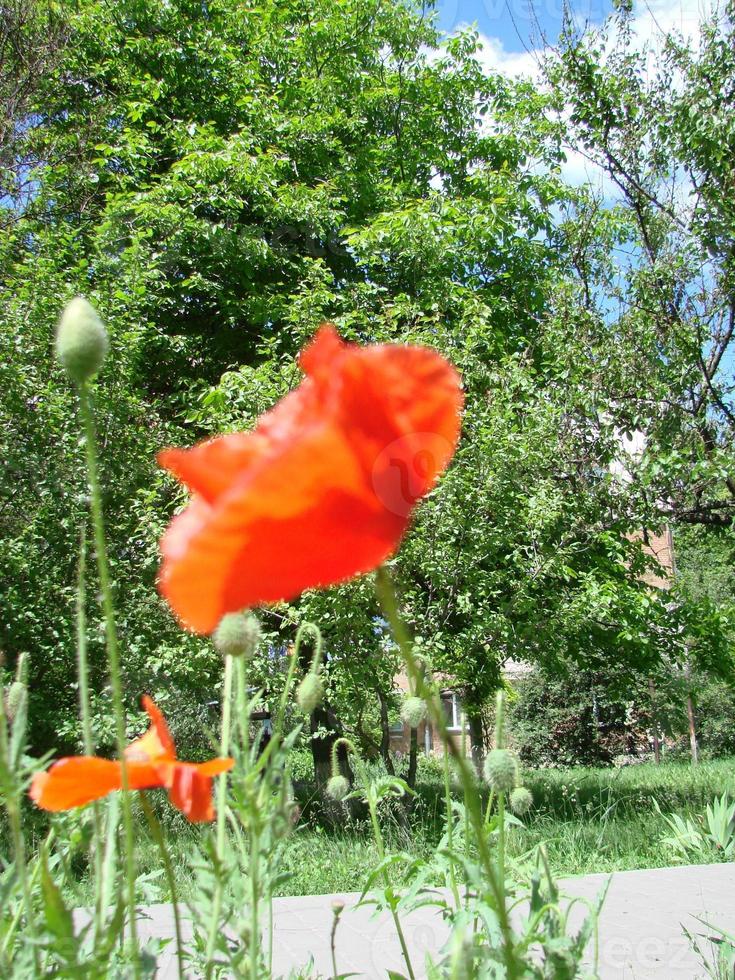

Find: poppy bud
[483,748,517,792]
[14,651,29,685]
[509,786,533,815]
[5,681,26,723]
[213,612,260,659]
[55,298,109,383]
[326,774,349,801]
[400,695,426,729]
[296,673,323,714]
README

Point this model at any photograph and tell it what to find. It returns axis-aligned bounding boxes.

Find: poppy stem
[442,743,461,909]
[78,383,140,978]
[140,794,185,980]
[375,566,520,980]
[364,776,416,980]
[0,666,41,975]
[75,528,104,942]
[205,653,235,978]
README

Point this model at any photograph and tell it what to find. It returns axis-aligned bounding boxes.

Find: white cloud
[469,33,543,79]
[629,0,716,47]
[461,0,719,190]
[465,0,718,82]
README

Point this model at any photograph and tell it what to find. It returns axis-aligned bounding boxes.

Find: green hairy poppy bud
[509,786,533,815]
[213,612,260,659]
[296,673,323,714]
[14,651,29,685]
[483,748,517,792]
[5,681,26,723]
[55,297,109,383]
[326,774,349,801]
[400,695,426,729]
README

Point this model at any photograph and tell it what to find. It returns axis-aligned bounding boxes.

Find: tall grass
[59,757,735,906]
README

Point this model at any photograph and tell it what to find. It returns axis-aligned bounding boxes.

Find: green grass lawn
[58,756,735,904]
[277,757,735,893]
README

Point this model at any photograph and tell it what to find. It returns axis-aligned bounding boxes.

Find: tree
[546,0,735,532]
[1,0,568,751]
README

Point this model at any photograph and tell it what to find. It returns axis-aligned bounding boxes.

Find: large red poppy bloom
[158,323,463,634]
[30,696,233,822]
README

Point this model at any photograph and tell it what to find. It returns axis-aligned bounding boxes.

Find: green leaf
[40,848,75,948]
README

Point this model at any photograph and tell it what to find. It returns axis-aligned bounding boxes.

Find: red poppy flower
[158,324,463,633]
[30,696,233,822]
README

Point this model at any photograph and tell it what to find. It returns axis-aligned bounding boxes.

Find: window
[441,691,467,732]
[389,715,405,735]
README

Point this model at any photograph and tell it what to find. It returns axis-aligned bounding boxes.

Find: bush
[507,668,649,768]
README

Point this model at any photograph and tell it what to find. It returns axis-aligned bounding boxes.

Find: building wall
[389,690,470,757]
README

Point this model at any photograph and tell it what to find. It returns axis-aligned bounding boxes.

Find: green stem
[275,622,315,739]
[483,787,496,826]
[366,792,416,980]
[0,830,54,965]
[329,904,343,980]
[140,795,185,980]
[249,815,260,980]
[497,790,506,883]
[0,688,40,975]
[75,529,104,941]
[235,655,249,749]
[494,692,507,883]
[78,384,140,977]
[75,529,94,758]
[205,654,234,979]
[460,723,471,906]
[375,567,518,979]
[442,746,461,909]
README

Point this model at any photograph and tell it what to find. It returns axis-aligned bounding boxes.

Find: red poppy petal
[29,758,161,811]
[159,433,268,504]
[159,424,369,632]
[158,326,463,633]
[195,757,234,777]
[298,322,345,376]
[167,763,217,822]
[125,695,177,763]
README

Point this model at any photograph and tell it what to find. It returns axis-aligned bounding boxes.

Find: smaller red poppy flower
[30,696,233,822]
[158,324,463,633]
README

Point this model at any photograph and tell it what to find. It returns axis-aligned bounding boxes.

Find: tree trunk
[295,633,354,791]
[649,679,661,764]
[309,703,353,787]
[405,725,418,792]
[376,689,395,776]
[687,693,699,765]
[467,709,485,775]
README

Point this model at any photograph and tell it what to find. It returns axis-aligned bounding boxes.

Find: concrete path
[136,863,735,978]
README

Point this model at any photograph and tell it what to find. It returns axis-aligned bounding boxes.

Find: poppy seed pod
[483,748,517,793]
[326,774,349,801]
[212,612,260,659]
[400,695,426,729]
[296,673,323,714]
[55,297,109,383]
[509,786,533,815]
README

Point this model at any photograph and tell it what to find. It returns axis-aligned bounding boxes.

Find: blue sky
[436,0,714,77]
[437,0,615,53]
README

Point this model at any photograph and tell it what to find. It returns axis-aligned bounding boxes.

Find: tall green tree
[0,0,566,751]
[546,0,735,531]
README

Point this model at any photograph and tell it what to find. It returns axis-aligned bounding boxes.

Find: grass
[53,756,735,904]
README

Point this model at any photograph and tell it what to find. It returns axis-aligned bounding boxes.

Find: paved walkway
[136,863,735,978]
